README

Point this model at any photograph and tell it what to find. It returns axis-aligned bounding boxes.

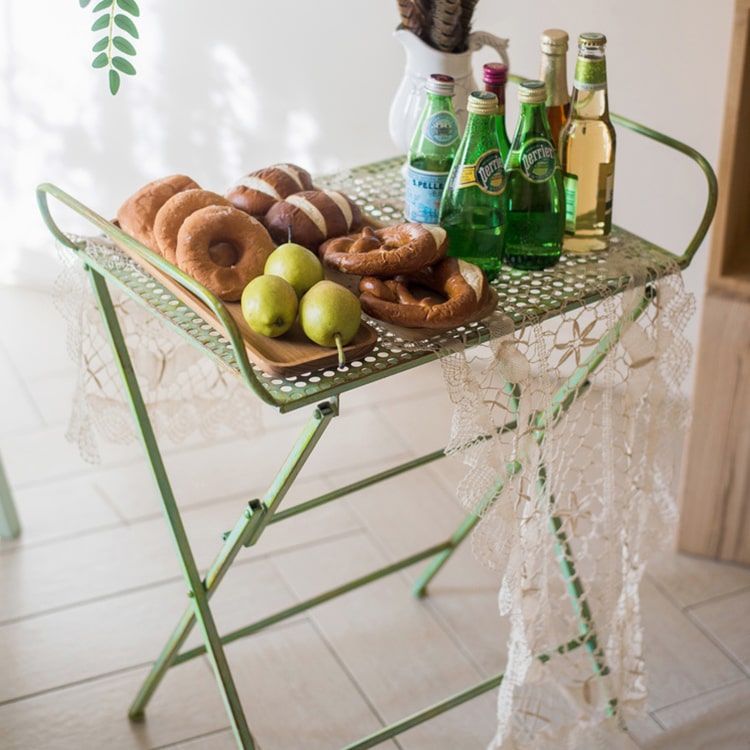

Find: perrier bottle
[439,90,507,277]
[404,73,460,225]
[504,80,564,270]
[559,32,616,253]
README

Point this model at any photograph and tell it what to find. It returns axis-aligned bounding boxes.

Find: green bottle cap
[518,79,546,104]
[467,91,498,115]
[579,32,607,49]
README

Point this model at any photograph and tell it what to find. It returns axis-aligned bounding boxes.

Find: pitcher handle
[468,30,510,68]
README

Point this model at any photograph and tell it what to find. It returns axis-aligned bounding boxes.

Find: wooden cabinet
[678,0,750,565]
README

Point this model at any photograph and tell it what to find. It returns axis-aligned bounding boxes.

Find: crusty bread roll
[117,174,200,251]
[225,163,313,217]
[263,189,363,250]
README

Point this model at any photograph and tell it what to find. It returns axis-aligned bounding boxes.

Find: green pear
[264,242,324,298]
[240,275,298,338]
[299,280,361,351]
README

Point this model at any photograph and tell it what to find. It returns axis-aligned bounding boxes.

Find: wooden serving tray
[115,241,378,377]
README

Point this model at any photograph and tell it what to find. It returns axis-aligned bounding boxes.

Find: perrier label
[456,149,506,194]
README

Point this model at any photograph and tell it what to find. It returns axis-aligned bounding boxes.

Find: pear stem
[334,333,346,370]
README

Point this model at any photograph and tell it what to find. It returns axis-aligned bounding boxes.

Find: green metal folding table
[37,112,716,749]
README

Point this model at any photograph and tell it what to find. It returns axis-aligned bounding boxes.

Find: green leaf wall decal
[84,0,141,94]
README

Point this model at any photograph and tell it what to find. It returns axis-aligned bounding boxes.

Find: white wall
[1,0,734,392]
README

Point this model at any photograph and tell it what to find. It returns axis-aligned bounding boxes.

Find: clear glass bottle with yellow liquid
[559,32,616,253]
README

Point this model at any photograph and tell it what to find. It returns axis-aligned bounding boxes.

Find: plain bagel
[175,205,275,301]
[153,189,233,264]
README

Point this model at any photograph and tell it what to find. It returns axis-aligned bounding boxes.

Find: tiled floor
[1,281,749,750]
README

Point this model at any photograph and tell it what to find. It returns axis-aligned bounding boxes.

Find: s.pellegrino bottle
[559,32,616,253]
[404,73,460,225]
[539,29,570,149]
[439,91,507,278]
[482,62,512,162]
[504,79,565,270]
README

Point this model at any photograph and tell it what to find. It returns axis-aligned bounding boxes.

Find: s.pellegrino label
[404,165,450,224]
[456,150,506,194]
[424,111,459,146]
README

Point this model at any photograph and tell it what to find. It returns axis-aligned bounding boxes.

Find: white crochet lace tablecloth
[54,192,694,750]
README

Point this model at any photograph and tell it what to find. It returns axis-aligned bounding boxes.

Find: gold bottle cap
[541,28,569,54]
[518,79,547,104]
[467,90,498,116]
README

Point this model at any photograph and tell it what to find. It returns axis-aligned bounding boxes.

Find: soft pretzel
[358,257,491,330]
[320,224,447,277]
[153,189,232,264]
[225,163,314,217]
[175,205,275,301]
[117,174,201,251]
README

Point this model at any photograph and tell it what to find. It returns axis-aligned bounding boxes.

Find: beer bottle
[504,80,565,270]
[482,62,512,162]
[404,73,460,225]
[559,32,616,253]
[439,91,507,277]
[539,29,570,148]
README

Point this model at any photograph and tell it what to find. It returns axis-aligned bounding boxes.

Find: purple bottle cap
[482,62,508,85]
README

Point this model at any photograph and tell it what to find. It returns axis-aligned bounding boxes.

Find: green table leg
[0,452,20,539]
[87,268,257,749]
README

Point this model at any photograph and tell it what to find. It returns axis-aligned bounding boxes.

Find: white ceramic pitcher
[388,26,510,154]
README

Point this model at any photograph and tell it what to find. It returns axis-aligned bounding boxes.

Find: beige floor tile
[0,287,70,380]
[640,576,746,710]
[0,422,143,488]
[0,473,121,548]
[22,365,80,428]
[647,548,750,608]
[226,619,401,750]
[0,476,359,622]
[689,588,750,671]
[341,466,507,676]
[162,730,238,749]
[0,349,42,436]
[273,532,498,748]
[0,660,228,750]
[646,679,750,750]
[0,557,294,703]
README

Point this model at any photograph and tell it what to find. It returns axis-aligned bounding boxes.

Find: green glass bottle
[439,91,507,278]
[504,79,565,270]
[482,62,512,162]
[404,73,460,225]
